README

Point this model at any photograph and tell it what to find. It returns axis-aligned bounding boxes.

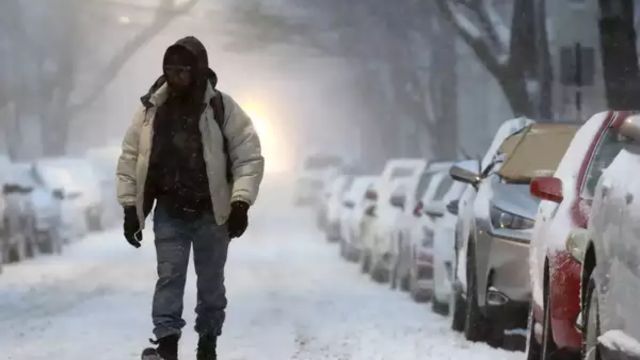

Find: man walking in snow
[116,36,264,360]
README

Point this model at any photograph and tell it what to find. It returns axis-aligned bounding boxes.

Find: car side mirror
[619,114,640,142]
[390,194,406,210]
[450,165,481,186]
[447,200,459,216]
[424,203,445,218]
[365,205,377,217]
[53,189,65,200]
[531,176,564,203]
[3,184,18,194]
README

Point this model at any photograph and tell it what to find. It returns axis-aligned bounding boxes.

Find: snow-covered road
[0,182,524,360]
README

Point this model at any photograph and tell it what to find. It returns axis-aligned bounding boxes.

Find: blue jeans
[152,204,229,339]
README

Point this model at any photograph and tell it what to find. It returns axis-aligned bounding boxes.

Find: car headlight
[490,205,535,230]
[422,227,434,247]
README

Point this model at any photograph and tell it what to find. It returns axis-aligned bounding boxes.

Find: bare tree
[0,0,198,158]
[435,0,552,118]
[598,0,640,110]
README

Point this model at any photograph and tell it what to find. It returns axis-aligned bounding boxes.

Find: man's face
[164,51,194,93]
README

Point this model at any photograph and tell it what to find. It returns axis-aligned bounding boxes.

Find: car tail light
[413,201,424,217]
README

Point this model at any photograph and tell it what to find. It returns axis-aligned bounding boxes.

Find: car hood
[491,181,539,219]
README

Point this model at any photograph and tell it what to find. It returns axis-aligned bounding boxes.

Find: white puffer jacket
[116,82,264,228]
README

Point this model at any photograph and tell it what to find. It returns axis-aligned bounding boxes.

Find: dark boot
[196,333,217,360]
[144,334,180,360]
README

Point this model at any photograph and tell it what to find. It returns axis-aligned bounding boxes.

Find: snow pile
[599,330,640,357]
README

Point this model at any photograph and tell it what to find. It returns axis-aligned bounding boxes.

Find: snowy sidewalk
[0,199,523,359]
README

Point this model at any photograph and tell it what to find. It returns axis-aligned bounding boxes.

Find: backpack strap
[210,91,233,184]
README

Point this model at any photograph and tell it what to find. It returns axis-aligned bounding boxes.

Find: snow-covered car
[526,111,629,359]
[294,154,343,208]
[361,159,427,281]
[364,159,427,283]
[7,163,62,255]
[450,123,577,347]
[391,161,452,299]
[324,175,354,242]
[85,146,121,230]
[450,117,534,334]
[575,113,640,360]
[32,159,101,242]
[338,175,377,261]
[429,161,477,314]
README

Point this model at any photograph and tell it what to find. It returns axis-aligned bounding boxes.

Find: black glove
[228,201,249,239]
[124,206,142,248]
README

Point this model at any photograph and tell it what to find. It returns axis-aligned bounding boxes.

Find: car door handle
[626,193,634,205]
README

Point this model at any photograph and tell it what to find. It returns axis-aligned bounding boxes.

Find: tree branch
[435,0,506,76]
[67,0,198,115]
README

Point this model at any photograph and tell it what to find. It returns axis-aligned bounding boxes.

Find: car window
[414,172,434,201]
[390,167,416,179]
[433,177,454,201]
[582,129,628,199]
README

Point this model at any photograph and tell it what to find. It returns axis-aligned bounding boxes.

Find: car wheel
[463,244,490,342]
[540,274,578,360]
[400,272,410,292]
[451,284,466,332]
[432,297,449,316]
[390,258,398,290]
[370,262,388,283]
[360,251,370,274]
[431,275,449,315]
[409,268,429,303]
[582,274,601,360]
[526,306,542,360]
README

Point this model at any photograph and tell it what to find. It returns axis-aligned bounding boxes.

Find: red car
[526,111,630,359]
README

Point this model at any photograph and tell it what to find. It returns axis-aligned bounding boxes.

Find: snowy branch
[434,0,507,76]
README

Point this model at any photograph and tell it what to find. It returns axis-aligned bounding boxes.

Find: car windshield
[582,129,629,199]
[498,124,579,183]
[390,167,416,180]
[433,176,454,201]
[414,172,434,201]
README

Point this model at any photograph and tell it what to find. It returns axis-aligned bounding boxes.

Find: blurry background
[1,0,640,172]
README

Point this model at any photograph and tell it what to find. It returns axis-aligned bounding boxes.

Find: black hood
[164,36,209,79]
[141,36,218,107]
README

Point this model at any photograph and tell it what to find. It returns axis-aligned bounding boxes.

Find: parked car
[294,154,343,208]
[526,111,630,360]
[363,159,427,283]
[32,159,96,242]
[568,113,640,360]
[338,175,378,261]
[7,163,62,255]
[430,161,478,314]
[324,175,354,242]
[392,161,453,300]
[450,117,534,333]
[85,146,121,230]
[1,181,34,263]
[451,123,578,347]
